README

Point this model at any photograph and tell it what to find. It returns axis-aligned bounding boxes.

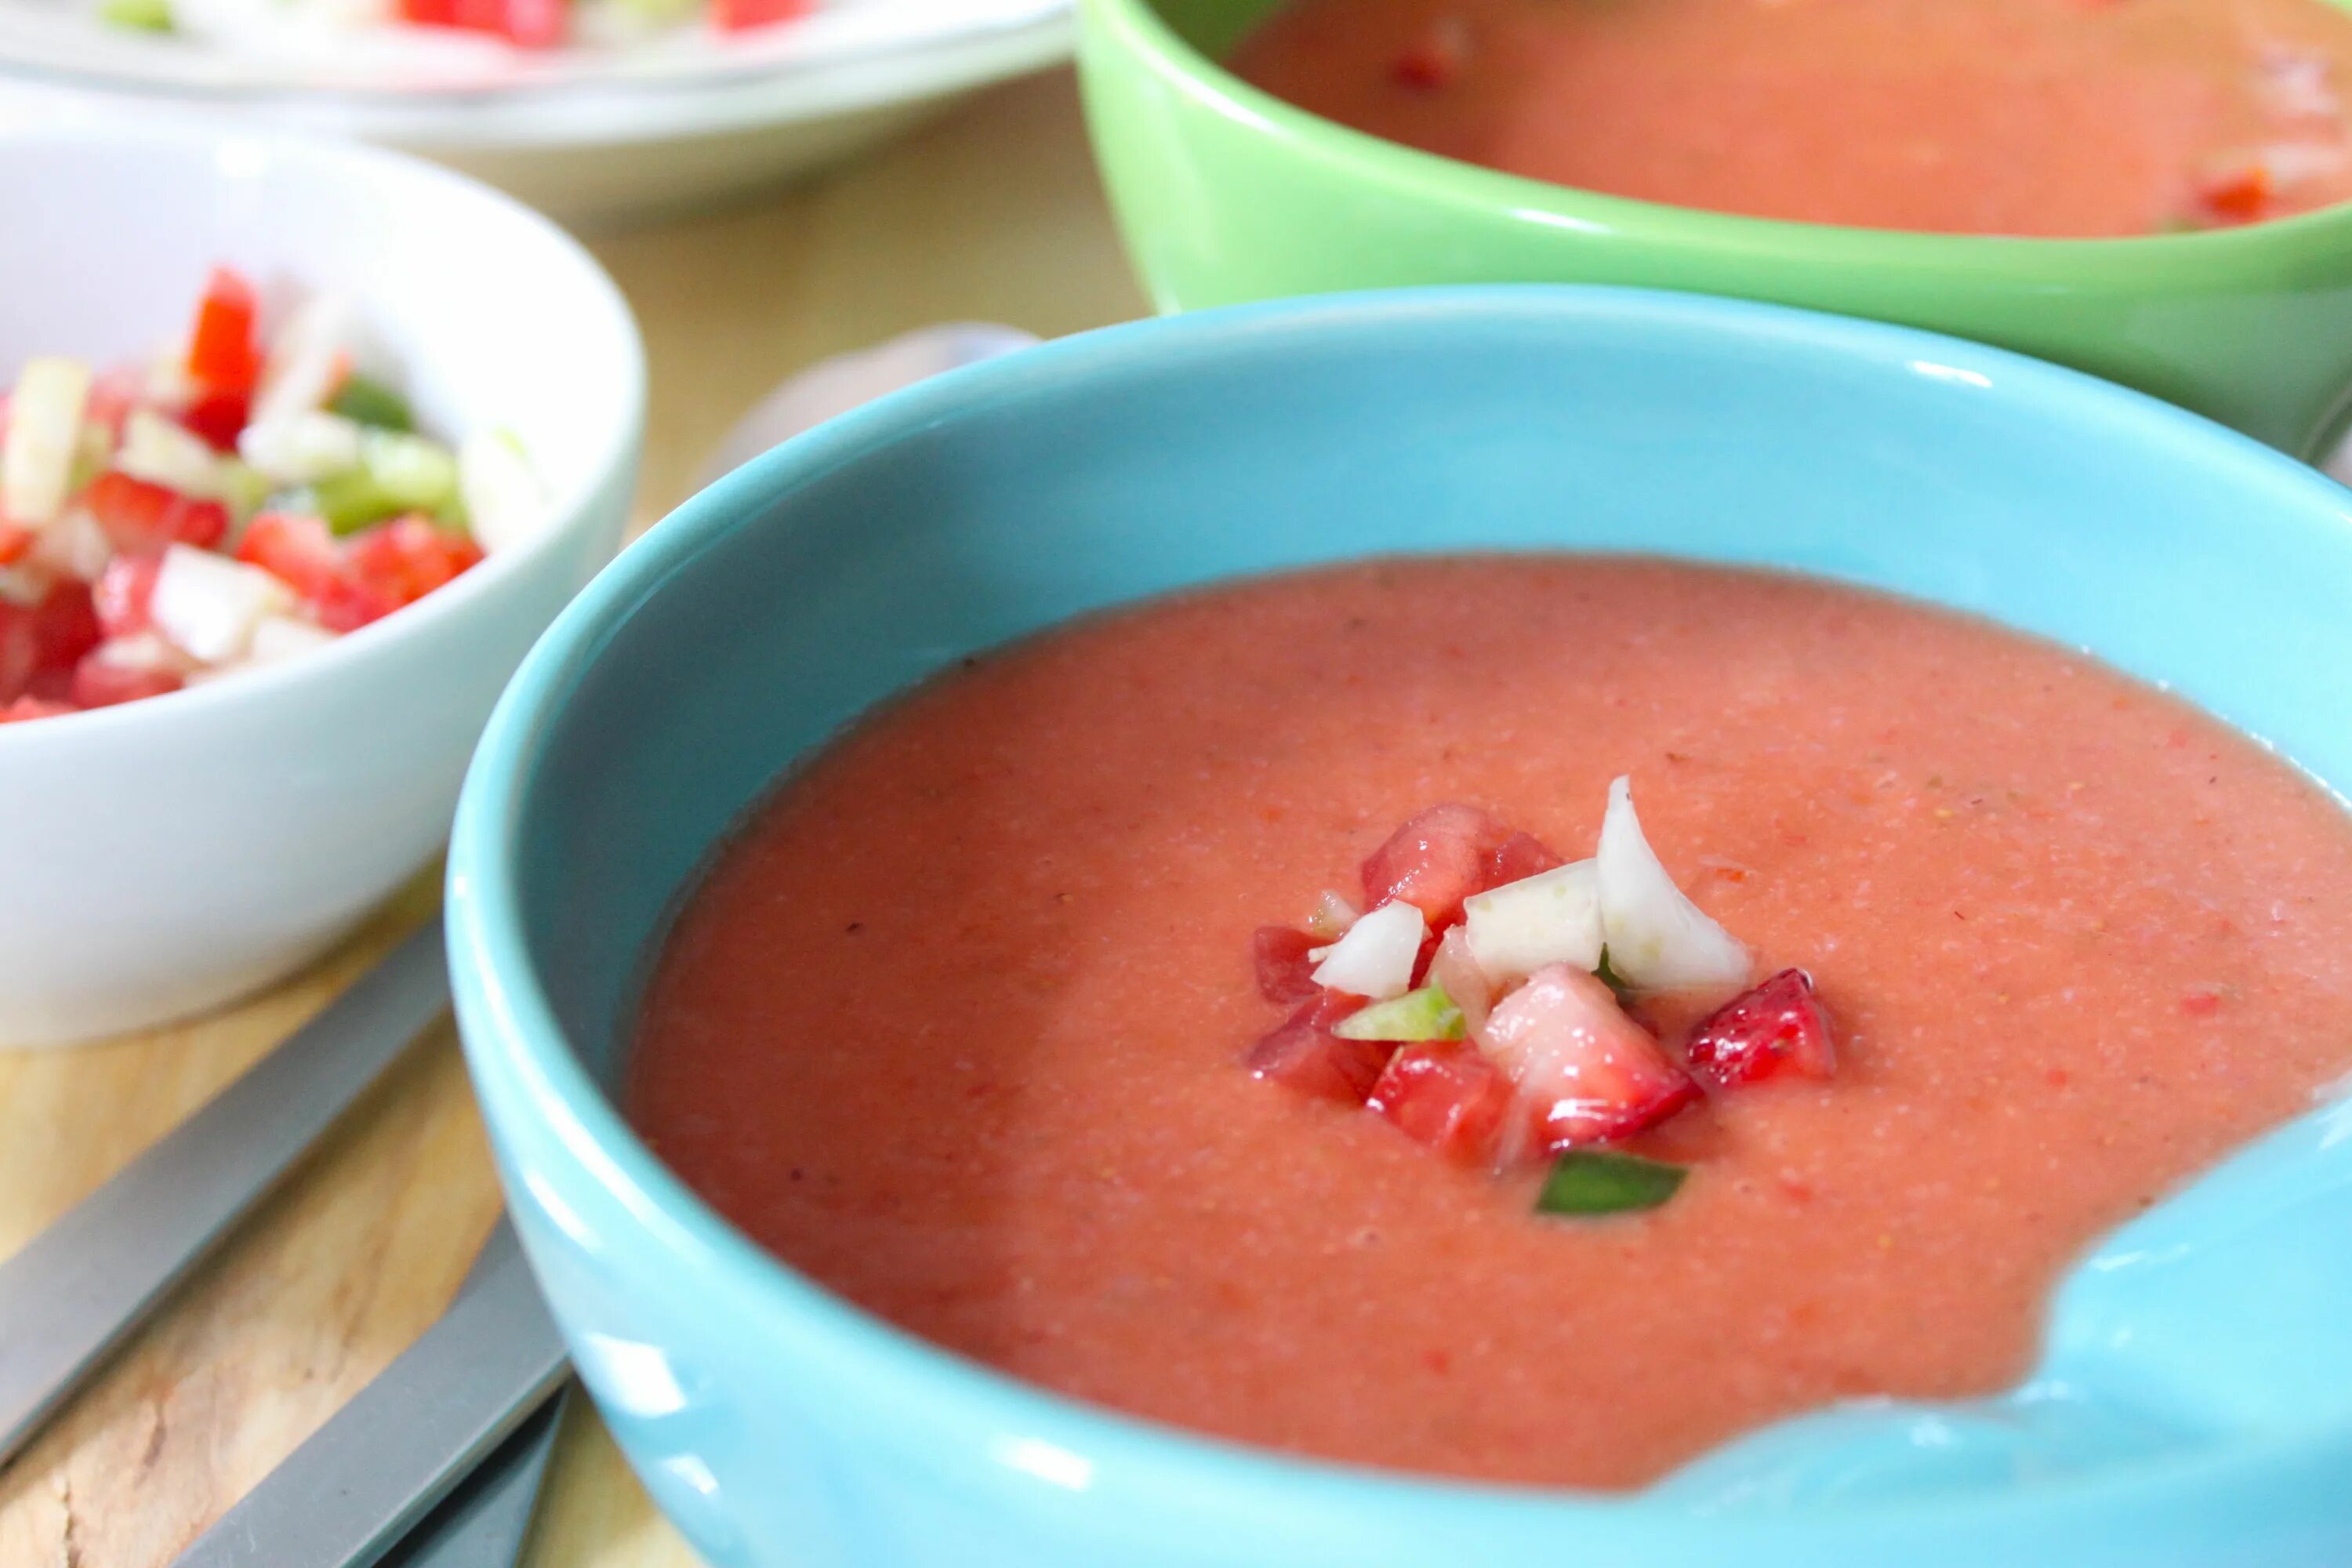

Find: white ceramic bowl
[0,0,1070,228]
[0,122,642,1047]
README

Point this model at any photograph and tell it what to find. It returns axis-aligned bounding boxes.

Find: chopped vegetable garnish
[98,0,172,31]
[1334,983,1465,1042]
[1482,963,1698,1149]
[1464,858,1602,982]
[1684,967,1835,1085]
[1369,1040,1512,1162]
[1311,898,1428,1000]
[1593,945,1635,1007]
[328,374,416,433]
[1535,1150,1687,1217]
[0,268,539,723]
[1595,775,1751,991]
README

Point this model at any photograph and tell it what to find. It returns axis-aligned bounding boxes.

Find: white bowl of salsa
[0,121,641,1047]
[448,289,2352,1564]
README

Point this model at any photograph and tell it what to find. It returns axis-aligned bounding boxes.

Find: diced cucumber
[1333,984,1465,1043]
[100,0,172,31]
[327,374,414,433]
[313,430,459,535]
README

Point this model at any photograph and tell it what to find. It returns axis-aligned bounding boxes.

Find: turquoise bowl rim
[446,285,2352,1537]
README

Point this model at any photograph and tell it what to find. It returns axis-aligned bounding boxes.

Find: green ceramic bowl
[1077,0,2352,457]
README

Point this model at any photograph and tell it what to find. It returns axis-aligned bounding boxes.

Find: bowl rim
[0,118,646,753]
[448,285,2352,1531]
[0,0,1069,117]
[1080,0,2352,271]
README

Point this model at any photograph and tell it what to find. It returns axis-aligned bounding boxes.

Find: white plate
[0,0,1072,227]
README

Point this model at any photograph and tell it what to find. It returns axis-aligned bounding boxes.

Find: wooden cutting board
[0,69,1144,1568]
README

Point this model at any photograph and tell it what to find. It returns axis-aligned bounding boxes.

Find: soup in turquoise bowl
[448,288,2352,1566]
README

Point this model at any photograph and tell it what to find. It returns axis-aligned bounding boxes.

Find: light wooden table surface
[0,67,1145,1568]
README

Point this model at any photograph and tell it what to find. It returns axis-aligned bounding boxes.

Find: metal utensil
[170,1219,568,1568]
[0,914,451,1468]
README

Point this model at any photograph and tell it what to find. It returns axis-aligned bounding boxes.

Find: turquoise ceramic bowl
[448,288,2352,1567]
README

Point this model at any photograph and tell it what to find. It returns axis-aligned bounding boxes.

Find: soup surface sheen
[1228,0,2352,235]
[630,557,2352,1488]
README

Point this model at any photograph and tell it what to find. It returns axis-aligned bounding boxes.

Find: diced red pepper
[1392,16,1469,88]
[72,653,183,710]
[708,0,810,30]
[1486,829,1566,888]
[93,552,165,641]
[0,523,31,567]
[1481,964,1700,1151]
[2198,163,2274,225]
[186,267,263,399]
[1367,1039,1513,1163]
[1243,991,1389,1104]
[82,470,229,554]
[1360,802,1512,925]
[448,0,566,47]
[1251,925,1323,1004]
[1683,967,1836,1086]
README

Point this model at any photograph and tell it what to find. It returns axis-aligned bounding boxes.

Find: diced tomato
[0,694,76,723]
[71,653,183,710]
[0,523,31,567]
[1243,991,1388,1104]
[82,470,229,554]
[1683,967,1835,1086]
[31,580,100,673]
[2198,163,2274,225]
[448,0,565,46]
[1252,925,1323,1004]
[311,573,401,634]
[343,515,483,609]
[181,388,251,452]
[1486,829,1566,888]
[186,267,263,399]
[1360,803,1512,925]
[709,0,811,30]
[1392,16,1469,88]
[1480,964,1700,1151]
[1367,1039,1513,1163]
[93,552,165,640]
[237,510,344,600]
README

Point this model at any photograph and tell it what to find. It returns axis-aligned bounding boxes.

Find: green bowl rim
[1081,0,2352,278]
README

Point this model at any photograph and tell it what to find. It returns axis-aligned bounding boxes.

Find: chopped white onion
[239,410,364,486]
[1430,925,1494,1036]
[252,292,355,427]
[1310,898,1427,1000]
[89,630,185,673]
[1464,858,1602,982]
[3,358,92,527]
[28,508,110,582]
[245,614,335,665]
[117,409,226,499]
[1595,775,1750,992]
[150,544,292,663]
[1305,888,1360,942]
[457,428,545,556]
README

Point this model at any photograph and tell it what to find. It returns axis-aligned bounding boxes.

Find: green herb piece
[328,373,415,433]
[99,0,173,31]
[1535,1150,1686,1218]
[1333,983,1465,1042]
[1593,945,1636,1007]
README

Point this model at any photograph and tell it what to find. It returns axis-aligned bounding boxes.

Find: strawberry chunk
[1361,803,1512,925]
[1486,829,1565,887]
[1683,967,1835,1086]
[344,515,483,608]
[0,695,76,723]
[30,580,100,673]
[83,470,229,554]
[71,650,182,710]
[238,510,345,600]
[1480,964,1700,1151]
[93,552,165,640]
[1243,991,1388,1104]
[1252,925,1322,1004]
[1367,1039,1513,1163]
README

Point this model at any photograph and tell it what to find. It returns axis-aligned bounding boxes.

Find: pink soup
[1228,0,2352,235]
[629,557,2352,1489]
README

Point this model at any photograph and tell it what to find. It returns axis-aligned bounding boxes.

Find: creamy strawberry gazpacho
[628,557,2352,1489]
[1228,0,2352,235]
